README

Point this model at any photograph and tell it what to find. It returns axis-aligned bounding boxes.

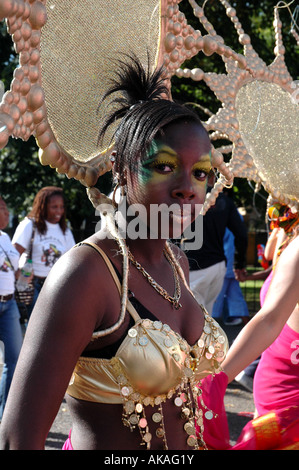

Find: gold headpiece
[0,0,298,212]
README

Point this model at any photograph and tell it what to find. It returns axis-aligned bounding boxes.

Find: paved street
[44,321,255,450]
[223,321,255,445]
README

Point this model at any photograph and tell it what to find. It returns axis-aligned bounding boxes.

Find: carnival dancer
[0,56,228,450]
[199,205,299,450]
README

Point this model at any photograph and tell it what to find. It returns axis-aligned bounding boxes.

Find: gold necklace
[127,248,182,309]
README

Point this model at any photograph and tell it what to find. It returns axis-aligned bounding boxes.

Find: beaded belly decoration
[110,311,228,450]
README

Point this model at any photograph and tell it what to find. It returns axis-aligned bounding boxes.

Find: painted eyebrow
[142,148,178,165]
[198,153,212,163]
[143,149,212,166]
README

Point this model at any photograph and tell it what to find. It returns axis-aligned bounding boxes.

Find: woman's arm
[264,227,287,265]
[264,227,279,260]
[222,236,299,382]
[0,244,117,449]
[12,218,33,255]
[242,264,272,281]
[13,242,25,255]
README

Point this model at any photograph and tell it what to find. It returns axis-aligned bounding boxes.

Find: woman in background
[12,186,75,318]
[200,211,299,450]
[0,196,22,420]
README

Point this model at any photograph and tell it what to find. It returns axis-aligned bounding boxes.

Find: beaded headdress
[0,0,298,214]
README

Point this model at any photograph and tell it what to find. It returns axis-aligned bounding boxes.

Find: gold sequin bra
[67,243,228,449]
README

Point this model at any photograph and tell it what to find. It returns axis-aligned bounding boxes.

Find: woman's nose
[171,186,196,201]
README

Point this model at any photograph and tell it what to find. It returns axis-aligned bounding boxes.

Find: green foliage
[0,134,112,238]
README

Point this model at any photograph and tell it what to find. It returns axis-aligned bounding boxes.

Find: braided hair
[98,54,206,178]
[90,55,207,338]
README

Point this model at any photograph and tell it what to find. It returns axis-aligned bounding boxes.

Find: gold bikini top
[66,243,228,450]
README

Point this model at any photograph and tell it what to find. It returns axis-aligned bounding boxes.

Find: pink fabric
[253,323,299,417]
[197,372,231,450]
[198,372,299,450]
[62,430,73,450]
[232,406,299,450]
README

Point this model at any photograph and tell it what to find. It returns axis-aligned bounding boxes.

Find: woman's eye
[193,169,209,181]
[151,162,175,173]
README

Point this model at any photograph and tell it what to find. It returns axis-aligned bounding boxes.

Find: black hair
[29,186,67,235]
[98,54,207,177]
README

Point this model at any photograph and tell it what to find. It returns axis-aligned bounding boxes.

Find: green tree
[0,133,112,239]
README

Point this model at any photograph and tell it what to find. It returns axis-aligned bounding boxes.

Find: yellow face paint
[139,143,212,189]
[191,155,213,189]
[140,148,178,185]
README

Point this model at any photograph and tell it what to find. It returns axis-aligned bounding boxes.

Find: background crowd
[0,187,75,420]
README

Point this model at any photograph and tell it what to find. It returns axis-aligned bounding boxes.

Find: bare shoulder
[278,235,299,269]
[265,235,299,311]
[47,235,119,285]
[38,236,122,334]
[290,234,299,254]
[46,240,110,293]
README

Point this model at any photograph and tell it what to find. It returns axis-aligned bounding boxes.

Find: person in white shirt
[0,196,23,420]
[12,187,75,318]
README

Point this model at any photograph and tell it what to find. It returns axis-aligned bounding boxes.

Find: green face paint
[139,144,178,185]
[139,141,212,191]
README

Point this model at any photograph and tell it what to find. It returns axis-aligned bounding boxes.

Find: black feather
[97,53,169,145]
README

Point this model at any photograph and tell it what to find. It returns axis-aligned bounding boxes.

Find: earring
[112,182,126,206]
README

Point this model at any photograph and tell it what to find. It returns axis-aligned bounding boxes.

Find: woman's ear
[111,151,127,186]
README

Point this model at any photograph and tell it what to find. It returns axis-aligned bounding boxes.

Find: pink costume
[253,322,299,416]
[197,269,299,450]
[198,369,299,450]
[62,432,73,450]
[198,321,299,450]
[232,321,299,449]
